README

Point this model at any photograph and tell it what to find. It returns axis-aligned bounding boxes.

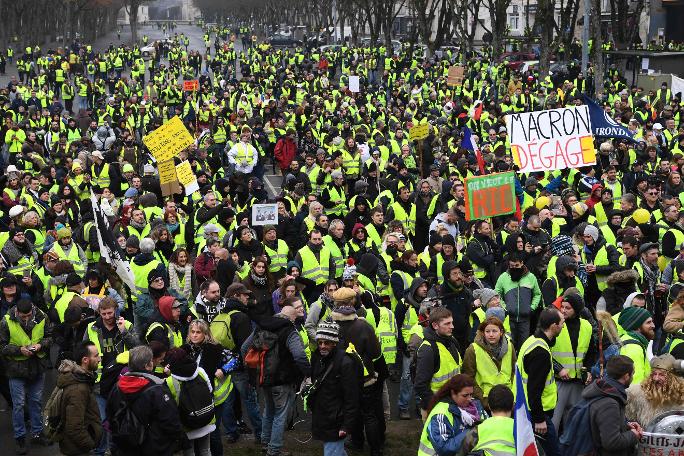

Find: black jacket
[106,371,183,456]
[414,326,462,410]
[522,330,554,422]
[310,346,362,442]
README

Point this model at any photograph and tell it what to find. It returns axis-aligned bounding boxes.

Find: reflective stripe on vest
[472,337,514,398]
[365,307,397,364]
[86,320,133,382]
[263,240,288,273]
[418,401,452,456]
[421,340,461,392]
[298,246,330,285]
[551,318,592,379]
[146,322,183,348]
[517,336,557,411]
[471,416,516,455]
[5,314,46,360]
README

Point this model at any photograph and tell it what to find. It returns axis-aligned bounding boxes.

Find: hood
[503,232,524,254]
[117,371,164,396]
[56,359,95,388]
[224,298,249,313]
[256,314,293,332]
[356,253,379,277]
[132,253,156,266]
[169,361,199,381]
[555,255,577,275]
[406,277,428,308]
[606,269,639,287]
[581,376,627,405]
[623,291,646,309]
[441,260,459,285]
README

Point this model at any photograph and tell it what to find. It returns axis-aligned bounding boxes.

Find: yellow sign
[158,159,177,184]
[410,124,430,141]
[143,116,194,163]
[175,160,199,195]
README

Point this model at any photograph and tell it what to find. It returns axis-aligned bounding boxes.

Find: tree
[609,0,645,49]
[485,0,511,55]
[589,0,604,98]
[451,0,483,52]
[410,0,453,56]
[536,0,555,78]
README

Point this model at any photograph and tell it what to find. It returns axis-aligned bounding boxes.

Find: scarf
[458,403,480,427]
[485,335,507,361]
[166,222,180,234]
[640,258,659,311]
[168,263,192,300]
[625,330,648,348]
[250,271,267,286]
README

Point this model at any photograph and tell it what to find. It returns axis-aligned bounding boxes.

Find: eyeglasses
[152,277,164,283]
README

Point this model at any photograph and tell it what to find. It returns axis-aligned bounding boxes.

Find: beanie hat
[441,234,455,247]
[165,348,196,377]
[342,264,357,281]
[618,306,652,331]
[65,273,83,288]
[126,236,140,249]
[572,202,588,217]
[147,267,166,286]
[315,320,340,343]
[551,234,574,256]
[485,307,506,323]
[263,224,277,234]
[562,293,585,316]
[57,226,72,240]
[473,288,499,308]
[429,234,443,247]
[124,188,138,199]
[286,261,301,275]
[584,224,599,242]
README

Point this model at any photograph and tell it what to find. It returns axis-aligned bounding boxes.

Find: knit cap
[584,224,599,242]
[485,307,506,323]
[551,235,574,256]
[315,320,340,343]
[618,306,652,331]
[57,226,72,240]
[342,264,357,281]
[473,288,499,308]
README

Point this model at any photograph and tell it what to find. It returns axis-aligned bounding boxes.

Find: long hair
[642,370,684,406]
[426,374,474,414]
[186,319,216,345]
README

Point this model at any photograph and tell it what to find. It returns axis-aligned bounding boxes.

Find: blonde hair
[186,319,216,345]
[642,370,684,407]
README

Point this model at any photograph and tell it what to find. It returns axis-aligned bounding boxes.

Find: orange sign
[183,80,199,91]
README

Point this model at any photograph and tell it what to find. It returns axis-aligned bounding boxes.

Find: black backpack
[244,328,281,387]
[109,390,153,449]
[559,397,602,456]
[171,375,215,429]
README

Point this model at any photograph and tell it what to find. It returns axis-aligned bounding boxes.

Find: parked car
[141,39,173,59]
[269,34,303,47]
[497,52,537,70]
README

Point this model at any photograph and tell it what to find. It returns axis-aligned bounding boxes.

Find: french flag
[469,99,483,121]
[514,366,539,456]
[462,126,485,174]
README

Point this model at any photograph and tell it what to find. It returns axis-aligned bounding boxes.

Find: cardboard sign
[349,76,360,93]
[506,106,595,173]
[447,66,464,86]
[251,203,278,226]
[638,432,684,455]
[463,172,516,221]
[410,123,430,141]
[183,80,199,91]
[143,116,194,163]
[158,159,177,184]
[175,160,199,195]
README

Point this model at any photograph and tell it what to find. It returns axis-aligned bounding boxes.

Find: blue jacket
[426,399,487,456]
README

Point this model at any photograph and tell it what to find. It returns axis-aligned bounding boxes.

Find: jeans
[9,374,44,439]
[209,402,224,456]
[94,394,109,455]
[324,439,348,456]
[261,384,295,454]
[538,413,561,456]
[222,371,262,438]
[183,434,211,456]
[509,318,531,351]
[398,354,413,412]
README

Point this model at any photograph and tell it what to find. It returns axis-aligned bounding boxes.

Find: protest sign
[158,159,177,184]
[143,116,194,163]
[252,204,278,226]
[447,66,464,86]
[175,160,199,195]
[410,123,430,141]
[505,106,595,173]
[638,432,684,455]
[183,80,199,91]
[463,172,516,221]
[349,76,360,93]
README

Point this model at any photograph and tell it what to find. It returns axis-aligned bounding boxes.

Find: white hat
[8,206,24,218]
[653,123,663,130]
[92,151,104,160]
[5,165,18,174]
[143,164,155,174]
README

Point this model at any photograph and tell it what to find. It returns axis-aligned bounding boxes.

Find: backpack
[43,385,71,442]
[209,311,238,350]
[559,397,602,456]
[109,392,152,450]
[172,375,215,429]
[244,328,281,387]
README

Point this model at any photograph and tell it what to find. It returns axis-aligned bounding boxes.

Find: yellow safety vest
[551,318,592,379]
[86,320,133,382]
[364,306,397,364]
[165,369,217,427]
[51,242,85,274]
[582,245,610,291]
[420,339,461,392]
[4,314,47,360]
[517,336,557,412]
[389,201,416,235]
[472,337,514,398]
[263,240,289,273]
[298,245,331,285]
[418,401,453,456]
[146,322,183,348]
[323,235,345,278]
[131,260,161,302]
[619,333,650,385]
[471,416,515,455]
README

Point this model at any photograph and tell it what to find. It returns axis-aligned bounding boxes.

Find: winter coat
[274,136,297,171]
[0,305,52,379]
[309,346,362,442]
[494,269,541,321]
[106,371,183,456]
[414,326,462,410]
[626,382,684,427]
[331,309,382,385]
[583,377,639,456]
[663,302,684,334]
[241,274,274,321]
[423,398,487,455]
[56,360,103,456]
[134,287,187,332]
[597,269,639,315]
[439,264,474,351]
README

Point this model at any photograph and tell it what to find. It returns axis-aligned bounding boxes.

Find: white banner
[506,105,596,173]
